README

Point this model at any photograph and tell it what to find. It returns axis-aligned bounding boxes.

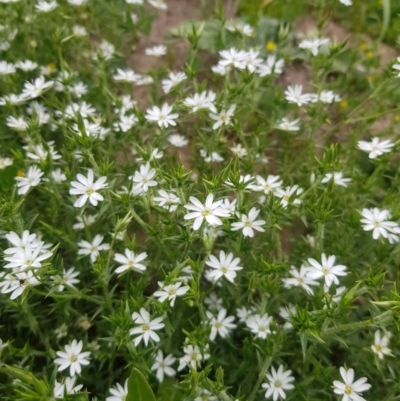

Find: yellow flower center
[142,324,149,331]
[70,354,77,362]
[86,188,94,195]
[345,385,352,395]
[274,380,282,388]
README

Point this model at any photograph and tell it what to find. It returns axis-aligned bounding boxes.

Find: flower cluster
[0,0,399,400]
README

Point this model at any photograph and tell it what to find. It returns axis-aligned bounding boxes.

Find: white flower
[246,313,272,339]
[16,60,38,71]
[67,0,87,5]
[72,119,105,139]
[78,235,110,263]
[236,306,255,323]
[0,61,15,75]
[51,168,67,183]
[148,0,167,10]
[275,185,303,207]
[357,137,394,159]
[167,134,188,148]
[15,166,44,195]
[114,249,147,274]
[206,308,236,340]
[257,55,284,77]
[209,105,236,130]
[69,169,107,208]
[54,339,91,376]
[218,48,248,69]
[0,156,12,169]
[184,194,230,230]
[230,143,247,157]
[130,163,157,194]
[55,267,80,291]
[276,118,300,131]
[6,116,28,131]
[93,40,115,60]
[310,90,341,104]
[0,271,40,299]
[0,94,24,105]
[219,198,237,216]
[73,25,87,36]
[284,85,311,106]
[200,149,224,162]
[35,0,58,12]
[3,230,38,255]
[145,45,167,56]
[333,367,371,401]
[243,49,263,73]
[54,323,68,339]
[113,68,141,82]
[226,21,254,37]
[262,365,295,401]
[393,56,400,77]
[4,242,52,272]
[162,71,187,93]
[62,101,96,119]
[299,38,330,56]
[145,103,178,128]
[54,376,83,399]
[130,308,165,346]
[282,265,319,295]
[114,114,138,132]
[225,174,255,190]
[24,141,61,162]
[205,251,243,283]
[339,0,352,5]
[194,389,218,401]
[151,350,176,383]
[279,305,296,330]
[252,175,282,195]
[360,208,400,243]
[184,91,217,113]
[371,330,392,359]
[72,214,97,230]
[322,172,352,187]
[153,189,180,211]
[231,207,265,237]
[178,343,210,371]
[21,76,54,99]
[305,253,347,287]
[106,380,128,401]
[154,281,189,306]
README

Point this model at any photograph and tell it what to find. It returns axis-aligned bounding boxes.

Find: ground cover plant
[0,0,400,400]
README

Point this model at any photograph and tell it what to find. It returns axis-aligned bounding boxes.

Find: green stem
[275,230,283,262]
[247,356,272,401]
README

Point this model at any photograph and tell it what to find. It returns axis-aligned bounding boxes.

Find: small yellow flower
[266,41,276,52]
[47,63,57,72]
[393,115,400,122]
[366,51,374,59]
[30,40,37,48]
[339,100,348,109]
[17,170,25,177]
[359,43,368,51]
